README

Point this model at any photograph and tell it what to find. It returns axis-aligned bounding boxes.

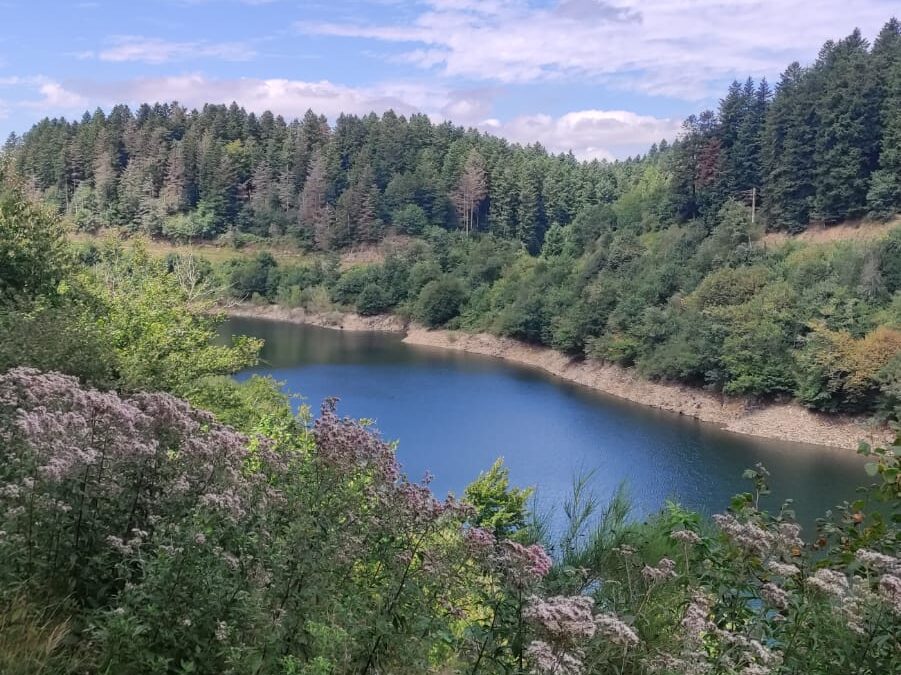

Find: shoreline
[221,303,892,451]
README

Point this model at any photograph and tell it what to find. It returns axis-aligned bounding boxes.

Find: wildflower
[613,544,636,557]
[181,618,192,627]
[106,535,134,556]
[741,664,770,675]
[642,557,677,583]
[526,640,584,675]
[671,529,701,545]
[681,592,715,643]
[841,579,876,634]
[502,541,553,585]
[594,612,640,647]
[219,552,240,571]
[713,513,773,557]
[760,582,789,610]
[524,595,596,640]
[463,527,495,556]
[776,523,803,553]
[747,638,780,666]
[855,549,900,574]
[193,532,206,546]
[215,621,229,642]
[765,560,800,577]
[878,573,901,614]
[806,568,849,598]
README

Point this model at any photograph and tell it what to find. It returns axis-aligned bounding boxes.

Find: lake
[224,316,870,529]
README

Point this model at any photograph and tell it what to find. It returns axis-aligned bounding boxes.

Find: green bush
[414,276,467,327]
[356,282,390,315]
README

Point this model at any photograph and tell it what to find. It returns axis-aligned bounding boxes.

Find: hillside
[5,17,901,422]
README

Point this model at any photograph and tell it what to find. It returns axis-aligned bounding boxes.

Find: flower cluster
[524,595,597,642]
[526,640,583,675]
[502,540,553,586]
[806,568,850,598]
[594,612,640,647]
[760,582,790,610]
[642,557,677,584]
[524,595,638,675]
[671,529,702,545]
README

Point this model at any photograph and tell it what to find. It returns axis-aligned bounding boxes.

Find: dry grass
[69,230,311,265]
[0,595,74,675]
[69,230,417,270]
[762,216,900,248]
[338,234,417,270]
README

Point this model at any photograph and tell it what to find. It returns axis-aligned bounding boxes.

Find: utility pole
[751,186,756,226]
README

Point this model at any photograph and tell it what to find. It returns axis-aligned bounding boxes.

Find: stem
[360,524,432,674]
[470,598,501,675]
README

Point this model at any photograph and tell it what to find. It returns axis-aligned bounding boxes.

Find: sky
[0,0,897,160]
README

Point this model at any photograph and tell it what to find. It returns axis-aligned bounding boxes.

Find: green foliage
[355,282,390,315]
[463,459,533,539]
[414,276,467,327]
[0,185,71,302]
[392,203,429,235]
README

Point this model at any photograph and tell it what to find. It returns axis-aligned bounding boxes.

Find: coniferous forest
[1,14,901,675]
[8,21,901,245]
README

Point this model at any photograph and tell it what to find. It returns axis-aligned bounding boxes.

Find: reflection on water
[224,316,871,529]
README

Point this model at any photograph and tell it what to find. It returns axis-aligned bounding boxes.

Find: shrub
[356,282,390,315]
[415,276,467,327]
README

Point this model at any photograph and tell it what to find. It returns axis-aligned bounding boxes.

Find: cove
[224,316,870,528]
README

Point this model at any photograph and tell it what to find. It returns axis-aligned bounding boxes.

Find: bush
[331,266,376,306]
[414,276,467,327]
[356,282,390,315]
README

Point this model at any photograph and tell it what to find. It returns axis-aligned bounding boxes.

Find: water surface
[225,317,870,528]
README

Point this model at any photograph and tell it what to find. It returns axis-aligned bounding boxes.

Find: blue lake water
[225,316,871,529]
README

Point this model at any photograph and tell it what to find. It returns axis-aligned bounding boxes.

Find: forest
[7,21,901,247]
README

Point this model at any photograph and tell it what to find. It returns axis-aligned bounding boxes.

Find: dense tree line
[7,102,648,253]
[6,19,901,253]
[669,19,901,230]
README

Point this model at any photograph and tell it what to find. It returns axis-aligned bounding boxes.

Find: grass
[69,230,312,265]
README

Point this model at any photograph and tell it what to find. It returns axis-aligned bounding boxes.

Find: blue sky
[0,0,896,159]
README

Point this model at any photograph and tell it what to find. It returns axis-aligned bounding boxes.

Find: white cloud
[4,73,677,159]
[485,109,681,160]
[82,36,255,64]
[32,82,87,109]
[299,0,897,99]
[0,76,87,110]
[72,74,436,120]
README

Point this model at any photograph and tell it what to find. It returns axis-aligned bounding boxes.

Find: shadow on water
[223,316,871,530]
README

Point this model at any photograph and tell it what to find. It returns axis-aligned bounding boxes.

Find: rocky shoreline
[221,303,892,451]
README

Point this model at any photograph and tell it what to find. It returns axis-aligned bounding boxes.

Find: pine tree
[453,148,488,234]
[161,142,190,214]
[868,18,901,219]
[517,161,544,253]
[812,30,881,223]
[298,151,330,249]
[762,63,817,232]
